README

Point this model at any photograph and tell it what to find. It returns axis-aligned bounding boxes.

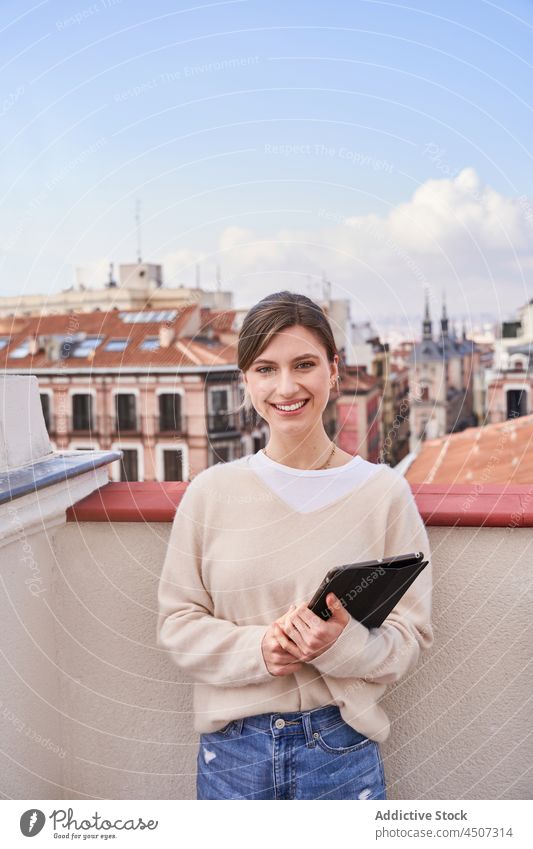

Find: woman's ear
[330,354,339,382]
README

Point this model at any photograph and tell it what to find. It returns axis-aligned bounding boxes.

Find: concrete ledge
[410,483,533,527]
[0,449,122,505]
[67,481,187,522]
[67,481,533,527]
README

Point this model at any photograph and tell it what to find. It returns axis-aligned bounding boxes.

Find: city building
[335,365,382,463]
[484,298,533,423]
[407,292,479,451]
[0,303,267,481]
[0,261,233,317]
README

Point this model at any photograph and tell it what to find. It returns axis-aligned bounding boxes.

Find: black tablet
[307,551,429,629]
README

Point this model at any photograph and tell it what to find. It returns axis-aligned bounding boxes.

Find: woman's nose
[277,370,299,395]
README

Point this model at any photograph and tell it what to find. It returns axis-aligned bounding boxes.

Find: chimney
[44,336,67,361]
[159,325,175,348]
[28,336,40,356]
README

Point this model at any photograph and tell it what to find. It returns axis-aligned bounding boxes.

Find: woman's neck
[263,435,335,470]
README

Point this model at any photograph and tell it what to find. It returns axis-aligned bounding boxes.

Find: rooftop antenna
[107,262,117,288]
[135,199,142,264]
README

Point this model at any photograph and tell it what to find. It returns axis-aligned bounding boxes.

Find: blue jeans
[196,704,387,800]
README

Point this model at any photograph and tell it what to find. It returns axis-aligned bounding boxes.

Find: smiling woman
[239,292,347,470]
[157,290,434,800]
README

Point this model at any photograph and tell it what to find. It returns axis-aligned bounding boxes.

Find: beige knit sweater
[156,456,433,742]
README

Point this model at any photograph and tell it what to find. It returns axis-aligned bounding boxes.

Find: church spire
[423,288,433,341]
[440,290,449,339]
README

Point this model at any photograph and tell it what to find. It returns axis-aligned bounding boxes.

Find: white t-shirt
[246,449,382,513]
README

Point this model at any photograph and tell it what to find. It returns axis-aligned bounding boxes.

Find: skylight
[0,337,10,350]
[104,338,129,352]
[140,337,159,351]
[9,339,30,358]
[119,310,177,324]
[71,336,104,357]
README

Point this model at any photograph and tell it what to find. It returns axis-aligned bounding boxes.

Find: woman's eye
[256,362,314,374]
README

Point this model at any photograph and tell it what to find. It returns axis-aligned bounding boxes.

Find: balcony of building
[1,375,531,801]
[206,410,242,435]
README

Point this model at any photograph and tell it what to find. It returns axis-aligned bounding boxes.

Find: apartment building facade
[0,304,267,482]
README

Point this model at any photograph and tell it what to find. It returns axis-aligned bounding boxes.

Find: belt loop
[302,711,316,748]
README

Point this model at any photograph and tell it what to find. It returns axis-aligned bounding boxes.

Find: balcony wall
[1,480,530,800]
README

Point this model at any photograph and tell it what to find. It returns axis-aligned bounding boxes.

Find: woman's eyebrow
[253,353,319,365]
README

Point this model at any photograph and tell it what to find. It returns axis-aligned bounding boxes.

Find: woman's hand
[261,609,306,677]
[273,593,350,663]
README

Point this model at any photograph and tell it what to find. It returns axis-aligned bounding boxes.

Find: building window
[120,310,177,323]
[104,338,129,352]
[421,386,429,401]
[159,393,182,432]
[506,389,527,419]
[72,394,93,431]
[208,388,230,431]
[140,337,159,350]
[211,445,230,464]
[40,394,51,432]
[115,394,137,431]
[71,336,103,357]
[9,339,30,358]
[163,449,183,481]
[120,449,139,482]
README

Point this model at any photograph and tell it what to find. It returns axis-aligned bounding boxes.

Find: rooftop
[406,414,533,484]
[1,375,530,801]
[0,306,238,370]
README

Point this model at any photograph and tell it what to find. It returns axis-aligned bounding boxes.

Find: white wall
[1,521,523,800]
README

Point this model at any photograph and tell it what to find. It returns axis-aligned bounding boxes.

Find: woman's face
[243,325,338,432]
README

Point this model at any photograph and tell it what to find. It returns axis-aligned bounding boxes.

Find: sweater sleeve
[310,473,434,683]
[156,478,274,687]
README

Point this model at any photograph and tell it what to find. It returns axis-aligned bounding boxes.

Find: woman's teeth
[273,400,307,411]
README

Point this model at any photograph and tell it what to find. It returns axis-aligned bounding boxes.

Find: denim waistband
[232,704,347,744]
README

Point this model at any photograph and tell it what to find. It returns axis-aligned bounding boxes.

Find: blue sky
[1,0,532,328]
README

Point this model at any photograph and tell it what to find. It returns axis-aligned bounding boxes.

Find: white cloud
[199,168,533,319]
[160,248,205,287]
[74,258,112,289]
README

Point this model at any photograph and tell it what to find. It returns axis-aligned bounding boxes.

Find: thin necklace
[263,442,336,470]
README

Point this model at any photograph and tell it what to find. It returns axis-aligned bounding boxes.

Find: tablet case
[307,551,429,628]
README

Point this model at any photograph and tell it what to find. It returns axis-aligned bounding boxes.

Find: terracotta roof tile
[406,414,533,484]
[0,306,239,370]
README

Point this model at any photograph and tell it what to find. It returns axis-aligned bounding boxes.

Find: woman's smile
[269,398,310,416]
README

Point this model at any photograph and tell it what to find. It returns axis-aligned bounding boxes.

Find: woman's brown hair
[237,290,339,413]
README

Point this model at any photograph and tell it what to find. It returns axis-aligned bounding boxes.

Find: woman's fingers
[294,605,319,628]
[282,621,308,654]
[280,607,316,647]
[270,626,299,658]
[274,624,303,658]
